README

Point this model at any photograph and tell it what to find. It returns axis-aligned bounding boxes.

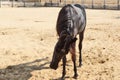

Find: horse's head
[50,33,77,70]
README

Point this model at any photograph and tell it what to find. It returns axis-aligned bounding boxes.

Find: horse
[50,4,86,79]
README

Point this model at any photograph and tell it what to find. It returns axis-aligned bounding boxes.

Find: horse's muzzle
[50,62,58,70]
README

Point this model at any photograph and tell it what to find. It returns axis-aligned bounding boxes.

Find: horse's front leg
[70,42,78,79]
[61,56,66,79]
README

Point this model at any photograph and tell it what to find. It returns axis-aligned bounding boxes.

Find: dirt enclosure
[0,8,120,80]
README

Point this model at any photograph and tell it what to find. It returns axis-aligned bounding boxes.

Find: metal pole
[39,0,41,6]
[0,0,1,8]
[64,0,66,5]
[12,0,14,7]
[92,0,94,9]
[103,0,106,9]
[57,0,59,6]
[23,0,25,7]
[34,0,35,7]
[118,0,120,10]
[34,0,36,7]
[50,0,52,6]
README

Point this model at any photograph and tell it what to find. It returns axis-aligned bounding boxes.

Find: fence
[0,0,120,10]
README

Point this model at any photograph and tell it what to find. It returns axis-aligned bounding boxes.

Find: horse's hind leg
[61,56,66,79]
[79,31,84,67]
[70,42,78,79]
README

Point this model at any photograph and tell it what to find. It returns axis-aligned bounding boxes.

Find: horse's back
[74,4,86,19]
[56,4,86,36]
[73,4,86,33]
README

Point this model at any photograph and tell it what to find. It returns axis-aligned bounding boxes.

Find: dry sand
[0,8,120,80]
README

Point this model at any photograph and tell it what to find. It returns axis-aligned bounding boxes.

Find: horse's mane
[56,4,75,36]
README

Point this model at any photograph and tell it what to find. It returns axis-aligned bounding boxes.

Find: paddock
[0,8,120,80]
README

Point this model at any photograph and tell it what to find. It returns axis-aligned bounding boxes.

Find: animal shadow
[52,76,71,80]
[0,57,50,80]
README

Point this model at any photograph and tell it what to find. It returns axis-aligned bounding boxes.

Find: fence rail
[0,0,120,10]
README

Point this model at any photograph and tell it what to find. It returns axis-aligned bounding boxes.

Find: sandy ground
[0,8,120,80]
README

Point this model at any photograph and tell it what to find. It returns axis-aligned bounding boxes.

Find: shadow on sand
[0,57,50,80]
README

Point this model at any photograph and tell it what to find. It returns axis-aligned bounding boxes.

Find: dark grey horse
[50,4,86,79]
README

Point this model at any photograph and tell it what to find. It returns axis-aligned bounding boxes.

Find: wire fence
[0,0,120,10]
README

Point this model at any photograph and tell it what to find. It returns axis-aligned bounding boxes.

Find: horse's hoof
[61,73,65,80]
[61,77,65,80]
[73,74,78,79]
